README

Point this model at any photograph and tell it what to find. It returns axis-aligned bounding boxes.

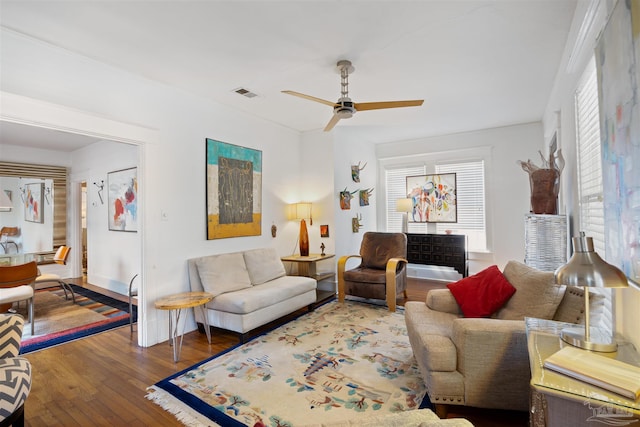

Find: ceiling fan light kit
[282,60,424,131]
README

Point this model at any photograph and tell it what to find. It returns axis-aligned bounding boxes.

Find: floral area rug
[146,300,428,427]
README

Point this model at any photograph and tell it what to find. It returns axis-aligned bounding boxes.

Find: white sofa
[188,248,317,342]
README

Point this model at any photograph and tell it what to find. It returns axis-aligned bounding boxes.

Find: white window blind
[435,161,486,251]
[575,56,611,332]
[385,166,426,232]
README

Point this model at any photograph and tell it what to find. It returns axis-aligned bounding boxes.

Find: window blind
[385,165,426,233]
[435,161,486,234]
[575,57,611,332]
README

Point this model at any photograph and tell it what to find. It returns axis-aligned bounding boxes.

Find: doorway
[81,181,87,277]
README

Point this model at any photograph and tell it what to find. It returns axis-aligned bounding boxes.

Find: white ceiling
[0,0,577,148]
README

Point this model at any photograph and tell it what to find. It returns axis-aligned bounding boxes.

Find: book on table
[543,346,640,400]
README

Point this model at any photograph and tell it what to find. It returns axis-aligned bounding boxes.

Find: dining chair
[34,246,75,303]
[128,274,138,333]
[0,227,19,254]
[0,261,37,335]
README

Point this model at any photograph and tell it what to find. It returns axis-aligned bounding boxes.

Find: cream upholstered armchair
[337,232,408,312]
[405,261,603,414]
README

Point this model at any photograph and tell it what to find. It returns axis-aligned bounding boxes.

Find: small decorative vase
[530,168,560,214]
[299,219,309,256]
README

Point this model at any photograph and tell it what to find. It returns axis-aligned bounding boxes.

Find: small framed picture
[320,224,329,238]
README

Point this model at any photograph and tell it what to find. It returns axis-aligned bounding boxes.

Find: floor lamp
[292,202,312,256]
[554,232,629,352]
[396,198,413,233]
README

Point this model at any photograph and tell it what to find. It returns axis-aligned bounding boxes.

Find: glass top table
[0,253,39,266]
[526,317,640,416]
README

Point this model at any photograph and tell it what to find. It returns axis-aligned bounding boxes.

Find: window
[575,56,611,331]
[435,161,485,251]
[384,160,487,252]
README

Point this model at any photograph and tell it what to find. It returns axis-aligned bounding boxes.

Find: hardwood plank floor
[22,278,528,426]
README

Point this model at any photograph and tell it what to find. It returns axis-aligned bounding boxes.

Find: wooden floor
[22,278,529,427]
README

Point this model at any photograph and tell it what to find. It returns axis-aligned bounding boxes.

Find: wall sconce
[290,202,312,256]
[44,186,52,205]
[396,198,413,233]
[94,180,105,204]
[18,186,26,203]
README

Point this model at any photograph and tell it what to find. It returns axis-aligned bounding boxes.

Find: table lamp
[292,202,312,256]
[396,198,413,233]
[554,232,629,352]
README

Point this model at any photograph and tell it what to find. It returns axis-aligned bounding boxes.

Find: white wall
[1,29,303,347]
[331,128,380,264]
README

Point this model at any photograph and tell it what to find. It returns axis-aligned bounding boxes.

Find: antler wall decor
[351,161,367,183]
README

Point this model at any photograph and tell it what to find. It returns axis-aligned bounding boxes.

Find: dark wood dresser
[406,233,468,277]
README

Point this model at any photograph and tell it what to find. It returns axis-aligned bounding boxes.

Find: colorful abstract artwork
[596,0,640,280]
[108,167,138,232]
[24,182,44,223]
[206,138,262,239]
[406,173,457,223]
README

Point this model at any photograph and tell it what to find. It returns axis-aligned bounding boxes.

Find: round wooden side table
[154,291,213,362]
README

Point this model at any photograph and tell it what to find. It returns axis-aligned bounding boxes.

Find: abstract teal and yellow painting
[206,138,262,239]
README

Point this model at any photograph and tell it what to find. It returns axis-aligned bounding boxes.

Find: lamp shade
[395,198,413,213]
[555,233,628,289]
[293,202,312,220]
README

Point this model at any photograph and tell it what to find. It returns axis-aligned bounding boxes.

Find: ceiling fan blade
[354,100,424,111]
[281,91,337,107]
[323,114,342,132]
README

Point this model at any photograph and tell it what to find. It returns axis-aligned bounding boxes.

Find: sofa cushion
[210,276,316,314]
[196,253,252,297]
[447,265,516,318]
[496,261,565,321]
[243,248,287,285]
[553,285,605,325]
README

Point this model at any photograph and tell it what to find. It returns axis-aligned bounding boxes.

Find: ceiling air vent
[233,87,258,98]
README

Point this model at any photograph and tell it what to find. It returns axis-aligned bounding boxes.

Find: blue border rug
[20,284,137,354]
[147,300,431,427]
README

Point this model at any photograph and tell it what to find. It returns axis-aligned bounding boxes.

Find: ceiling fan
[282,60,424,132]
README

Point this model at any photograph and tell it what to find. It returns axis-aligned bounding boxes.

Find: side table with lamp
[526,232,640,426]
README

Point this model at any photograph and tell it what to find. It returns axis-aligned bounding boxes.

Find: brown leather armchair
[337,232,408,312]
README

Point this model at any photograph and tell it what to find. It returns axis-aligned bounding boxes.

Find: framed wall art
[108,167,138,232]
[320,225,329,238]
[406,173,457,223]
[24,182,44,223]
[596,0,640,280]
[206,138,262,239]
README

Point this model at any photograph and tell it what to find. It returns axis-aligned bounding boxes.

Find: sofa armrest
[337,255,362,303]
[451,318,526,372]
[385,257,407,312]
[451,318,530,411]
[427,289,462,315]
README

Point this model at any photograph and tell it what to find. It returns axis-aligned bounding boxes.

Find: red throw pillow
[447,265,516,318]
